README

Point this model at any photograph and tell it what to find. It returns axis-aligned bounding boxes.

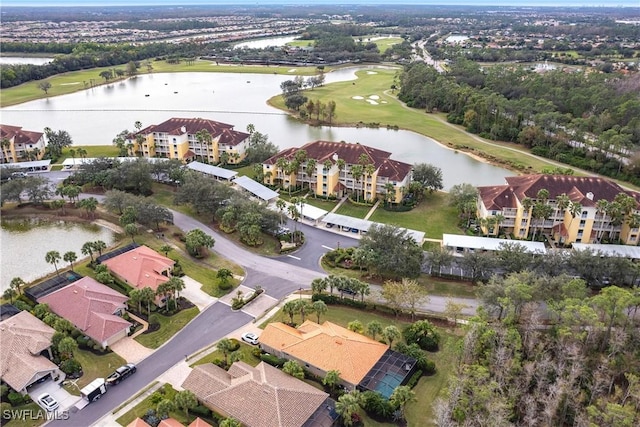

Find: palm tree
[63,251,77,271]
[275,199,287,224]
[322,369,341,394]
[140,287,156,314]
[595,199,610,242]
[335,391,362,427]
[390,385,416,420]
[160,244,173,257]
[129,289,143,314]
[287,200,301,242]
[364,163,376,201]
[45,251,61,276]
[217,338,235,367]
[3,288,16,304]
[282,300,297,324]
[306,158,317,192]
[81,242,95,263]
[350,164,364,202]
[382,325,400,347]
[1,137,11,162]
[366,320,383,340]
[10,277,25,296]
[384,182,396,206]
[312,300,328,323]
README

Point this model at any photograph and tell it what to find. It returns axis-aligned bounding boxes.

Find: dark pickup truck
[106,363,137,385]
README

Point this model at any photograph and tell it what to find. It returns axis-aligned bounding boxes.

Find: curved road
[46,181,477,426]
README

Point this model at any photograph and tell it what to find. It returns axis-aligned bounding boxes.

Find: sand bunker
[352,96,364,100]
[288,69,297,73]
[60,82,81,86]
[366,71,378,74]
[381,101,388,104]
[366,100,379,105]
[368,95,380,100]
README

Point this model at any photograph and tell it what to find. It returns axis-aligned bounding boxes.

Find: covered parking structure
[187,161,238,181]
[291,202,328,225]
[233,175,279,203]
[0,159,51,172]
[322,212,425,243]
[443,234,546,256]
[572,243,640,260]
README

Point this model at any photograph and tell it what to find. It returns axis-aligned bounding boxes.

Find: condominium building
[262,140,412,203]
[0,124,46,163]
[128,118,250,164]
[477,174,640,245]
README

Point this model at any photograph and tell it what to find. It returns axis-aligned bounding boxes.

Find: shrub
[218,280,233,291]
[148,314,161,327]
[76,336,88,347]
[362,390,394,420]
[251,347,262,358]
[228,338,241,352]
[150,392,164,405]
[59,358,82,375]
[7,392,24,406]
[423,360,436,375]
[402,320,440,351]
[13,300,31,311]
[406,370,423,389]
[191,405,211,417]
[260,353,286,368]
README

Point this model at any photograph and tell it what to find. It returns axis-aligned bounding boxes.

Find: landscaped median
[134,306,199,349]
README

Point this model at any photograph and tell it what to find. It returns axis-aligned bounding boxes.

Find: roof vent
[181,126,187,133]
[73,290,78,294]
[586,192,594,200]
[145,274,150,278]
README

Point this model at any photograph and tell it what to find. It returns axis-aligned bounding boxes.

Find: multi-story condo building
[262,140,413,203]
[477,174,640,245]
[127,118,250,164]
[0,124,46,163]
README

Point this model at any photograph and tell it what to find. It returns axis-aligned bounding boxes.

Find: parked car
[241,332,259,345]
[106,363,137,386]
[38,393,59,412]
[325,223,334,228]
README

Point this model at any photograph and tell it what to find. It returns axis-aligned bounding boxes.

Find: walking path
[364,199,381,220]
[127,312,148,339]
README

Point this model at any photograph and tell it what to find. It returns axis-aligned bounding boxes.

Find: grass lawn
[192,342,261,367]
[286,39,316,48]
[231,164,257,179]
[135,307,199,349]
[115,383,217,427]
[300,197,339,211]
[58,145,119,162]
[334,200,372,219]
[74,348,127,389]
[369,191,461,238]
[405,332,462,426]
[371,37,404,53]
[2,402,46,427]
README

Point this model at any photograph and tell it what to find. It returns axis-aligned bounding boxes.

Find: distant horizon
[2,0,639,8]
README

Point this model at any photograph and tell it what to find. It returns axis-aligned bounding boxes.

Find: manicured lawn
[286,39,316,48]
[116,383,217,427]
[334,200,372,219]
[73,348,127,389]
[2,402,46,427]
[232,164,257,179]
[405,332,462,426]
[135,307,199,349]
[369,191,461,238]
[301,197,339,211]
[370,37,404,53]
[192,342,261,367]
[59,145,119,161]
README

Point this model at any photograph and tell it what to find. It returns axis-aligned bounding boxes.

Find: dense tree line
[398,61,640,184]
[435,273,640,426]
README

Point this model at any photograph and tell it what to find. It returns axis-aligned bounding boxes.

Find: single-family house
[0,311,64,393]
[102,245,174,306]
[38,276,131,349]
[127,417,212,427]
[182,361,336,427]
[260,321,417,398]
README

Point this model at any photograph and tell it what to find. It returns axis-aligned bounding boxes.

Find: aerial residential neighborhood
[1,2,639,427]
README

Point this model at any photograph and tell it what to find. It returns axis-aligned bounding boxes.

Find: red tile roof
[127,418,151,427]
[264,140,412,180]
[103,245,174,292]
[260,321,388,386]
[188,418,213,427]
[183,361,328,427]
[38,277,131,345]
[0,311,59,392]
[480,174,640,210]
[137,118,248,147]
[158,419,184,427]
[0,124,43,145]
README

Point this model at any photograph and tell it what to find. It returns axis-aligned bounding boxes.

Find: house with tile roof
[38,276,131,349]
[127,417,213,427]
[127,118,250,164]
[0,310,63,393]
[182,361,335,427]
[262,141,413,203]
[0,124,46,163]
[102,245,174,306]
[477,174,640,245]
[259,320,392,389]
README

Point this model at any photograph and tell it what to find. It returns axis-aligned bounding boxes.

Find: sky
[2,0,639,7]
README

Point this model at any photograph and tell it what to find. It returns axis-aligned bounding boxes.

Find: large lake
[0,57,54,65]
[1,218,115,291]
[1,66,513,189]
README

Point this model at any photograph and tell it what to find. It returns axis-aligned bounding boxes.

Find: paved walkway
[127,312,148,339]
[363,199,381,220]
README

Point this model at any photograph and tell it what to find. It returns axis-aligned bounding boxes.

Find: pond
[0,218,115,291]
[0,56,54,65]
[1,66,514,189]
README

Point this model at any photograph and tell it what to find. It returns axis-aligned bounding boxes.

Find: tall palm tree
[276,157,288,188]
[595,199,610,242]
[335,391,362,427]
[63,251,77,271]
[10,277,25,296]
[351,164,364,202]
[364,163,376,201]
[81,242,95,263]
[390,385,416,421]
[45,251,61,276]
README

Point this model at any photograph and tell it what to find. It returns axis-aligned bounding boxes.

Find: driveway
[181,275,217,310]
[28,379,81,414]
[110,337,153,364]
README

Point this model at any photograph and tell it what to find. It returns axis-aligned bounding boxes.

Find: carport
[233,175,278,203]
[290,202,328,225]
[322,213,425,244]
